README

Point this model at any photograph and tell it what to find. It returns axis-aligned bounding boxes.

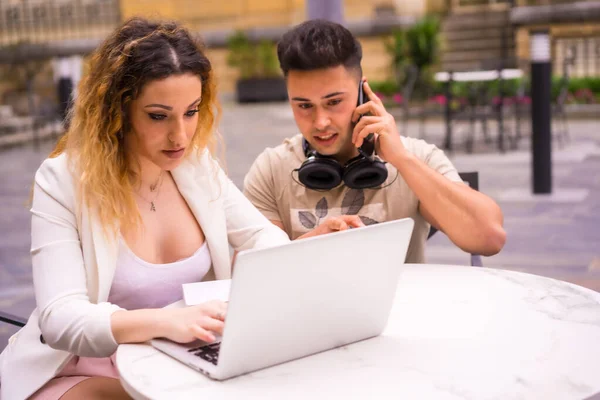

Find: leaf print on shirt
[295,191,381,233]
[341,189,365,215]
[298,197,329,229]
[315,197,328,218]
[359,216,379,226]
[299,211,317,229]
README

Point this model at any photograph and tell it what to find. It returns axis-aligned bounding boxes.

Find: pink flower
[493,97,515,106]
[574,88,595,103]
[429,94,447,105]
[575,88,593,96]
[392,93,403,104]
[519,96,531,105]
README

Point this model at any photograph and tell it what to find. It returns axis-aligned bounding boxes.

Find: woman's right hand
[158,300,227,343]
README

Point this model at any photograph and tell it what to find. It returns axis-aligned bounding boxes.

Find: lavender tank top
[107,239,211,310]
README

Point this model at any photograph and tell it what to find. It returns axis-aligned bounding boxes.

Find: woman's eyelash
[148,113,166,121]
[148,108,199,121]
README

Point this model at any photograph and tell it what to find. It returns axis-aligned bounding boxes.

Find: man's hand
[351,78,406,163]
[298,215,365,239]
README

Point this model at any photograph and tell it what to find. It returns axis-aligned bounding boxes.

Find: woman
[0,18,291,399]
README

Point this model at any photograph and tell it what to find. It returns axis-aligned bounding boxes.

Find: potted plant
[404,16,441,100]
[226,31,288,103]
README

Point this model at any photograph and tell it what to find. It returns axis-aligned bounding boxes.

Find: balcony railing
[0,0,120,47]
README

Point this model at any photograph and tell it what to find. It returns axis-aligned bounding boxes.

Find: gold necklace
[137,171,164,212]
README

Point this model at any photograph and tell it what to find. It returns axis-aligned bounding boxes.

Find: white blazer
[0,150,290,400]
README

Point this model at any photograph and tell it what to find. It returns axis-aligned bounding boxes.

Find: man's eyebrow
[322,91,345,99]
[144,97,202,110]
[291,92,346,102]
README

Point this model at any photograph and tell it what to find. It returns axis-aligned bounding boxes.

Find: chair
[427,171,484,267]
[397,64,445,141]
[398,64,419,134]
[452,85,495,154]
[0,310,27,328]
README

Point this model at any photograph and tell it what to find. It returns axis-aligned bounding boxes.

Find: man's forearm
[389,152,506,256]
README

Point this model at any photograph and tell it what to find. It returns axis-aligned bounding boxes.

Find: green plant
[405,16,441,100]
[381,16,442,102]
[226,31,256,79]
[368,80,400,97]
[256,40,279,78]
[568,77,600,95]
[384,30,409,88]
[405,16,440,73]
[226,31,280,79]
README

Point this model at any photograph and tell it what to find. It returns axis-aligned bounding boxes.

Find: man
[243,19,506,263]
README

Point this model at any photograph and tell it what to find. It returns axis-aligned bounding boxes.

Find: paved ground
[1,101,599,351]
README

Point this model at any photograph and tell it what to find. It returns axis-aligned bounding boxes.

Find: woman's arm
[31,157,123,357]
[111,301,227,344]
[218,163,290,252]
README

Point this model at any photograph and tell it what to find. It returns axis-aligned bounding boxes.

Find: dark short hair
[277,19,362,77]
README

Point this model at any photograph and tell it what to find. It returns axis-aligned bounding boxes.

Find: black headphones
[295,82,388,191]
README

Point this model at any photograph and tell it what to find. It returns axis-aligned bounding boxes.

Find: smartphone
[356,81,375,156]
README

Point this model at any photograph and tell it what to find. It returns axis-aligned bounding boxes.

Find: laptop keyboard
[188,342,221,365]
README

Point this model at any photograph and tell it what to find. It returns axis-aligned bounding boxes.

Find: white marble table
[116,264,600,400]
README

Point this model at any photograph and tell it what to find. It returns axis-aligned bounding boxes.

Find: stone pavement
[1,101,599,351]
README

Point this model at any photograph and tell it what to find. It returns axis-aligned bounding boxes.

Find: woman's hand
[112,300,228,345]
[157,300,227,343]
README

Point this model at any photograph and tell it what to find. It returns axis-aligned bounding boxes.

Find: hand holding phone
[352,79,405,164]
[356,80,375,156]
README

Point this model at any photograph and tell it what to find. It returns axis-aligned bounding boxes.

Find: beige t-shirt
[243,134,462,263]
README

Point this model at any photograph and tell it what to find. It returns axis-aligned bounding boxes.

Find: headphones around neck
[295,81,388,191]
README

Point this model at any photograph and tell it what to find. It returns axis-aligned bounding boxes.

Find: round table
[116,264,600,400]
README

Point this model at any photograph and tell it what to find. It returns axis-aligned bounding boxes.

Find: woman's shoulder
[34,153,78,204]
[35,153,74,184]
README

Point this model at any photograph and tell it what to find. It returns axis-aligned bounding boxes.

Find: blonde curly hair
[50,17,221,233]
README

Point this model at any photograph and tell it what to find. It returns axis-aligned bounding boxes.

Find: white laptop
[151,217,414,380]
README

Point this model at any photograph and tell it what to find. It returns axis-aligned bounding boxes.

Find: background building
[0,0,598,111]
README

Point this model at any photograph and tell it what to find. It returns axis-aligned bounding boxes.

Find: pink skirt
[28,354,120,400]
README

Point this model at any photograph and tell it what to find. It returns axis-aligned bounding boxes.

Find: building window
[59,4,74,21]
[85,3,100,24]
[555,36,600,78]
[5,6,21,30]
[32,5,48,23]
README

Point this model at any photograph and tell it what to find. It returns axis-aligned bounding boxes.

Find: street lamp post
[530,29,552,194]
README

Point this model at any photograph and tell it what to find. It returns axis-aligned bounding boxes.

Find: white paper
[182,279,231,306]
